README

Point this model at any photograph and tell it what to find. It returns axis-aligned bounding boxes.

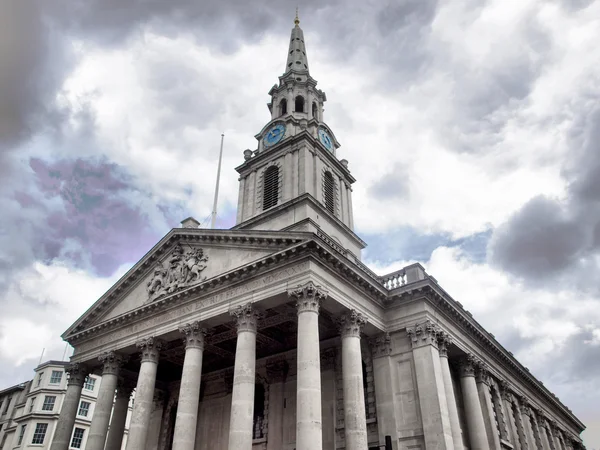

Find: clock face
[318,128,333,151]
[264,124,286,147]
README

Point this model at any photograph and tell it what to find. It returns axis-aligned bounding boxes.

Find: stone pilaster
[475,364,501,450]
[437,332,464,450]
[227,304,260,450]
[513,396,530,450]
[459,355,488,450]
[50,363,88,450]
[105,378,135,450]
[491,380,511,444]
[87,352,126,450]
[288,281,327,450]
[173,322,207,450]
[266,361,289,450]
[519,397,537,450]
[126,337,164,450]
[370,333,398,449]
[407,320,454,450]
[339,310,368,450]
[500,380,520,447]
[532,410,550,450]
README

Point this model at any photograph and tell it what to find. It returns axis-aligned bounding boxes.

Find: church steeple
[285,10,309,74]
[233,13,365,259]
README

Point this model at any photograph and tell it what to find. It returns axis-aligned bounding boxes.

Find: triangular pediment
[64,229,312,338]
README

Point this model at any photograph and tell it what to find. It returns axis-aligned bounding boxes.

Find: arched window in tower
[295,95,305,113]
[263,166,279,210]
[279,98,287,116]
[312,102,318,120]
[323,171,335,214]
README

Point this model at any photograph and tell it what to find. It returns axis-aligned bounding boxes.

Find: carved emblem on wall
[147,243,209,300]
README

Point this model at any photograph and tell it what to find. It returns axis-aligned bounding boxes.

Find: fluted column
[339,310,368,450]
[475,365,502,450]
[550,423,563,450]
[126,337,163,450]
[513,396,530,450]
[288,281,328,450]
[227,304,260,450]
[491,380,511,445]
[531,410,550,450]
[173,322,207,450]
[50,364,87,450]
[105,379,135,450]
[519,398,538,450]
[459,355,488,450]
[437,333,464,450]
[407,320,454,450]
[88,352,126,450]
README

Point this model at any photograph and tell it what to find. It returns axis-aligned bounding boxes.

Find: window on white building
[17,424,27,445]
[1,396,11,415]
[78,401,90,417]
[70,427,85,449]
[42,396,56,411]
[50,370,63,384]
[37,372,44,387]
[29,397,36,413]
[31,423,48,444]
[84,377,95,391]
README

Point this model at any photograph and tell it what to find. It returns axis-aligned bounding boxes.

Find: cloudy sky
[1,0,599,446]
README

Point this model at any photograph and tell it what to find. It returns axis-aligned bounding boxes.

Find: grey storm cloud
[490,106,600,289]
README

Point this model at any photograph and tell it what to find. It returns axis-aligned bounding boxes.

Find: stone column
[50,364,87,450]
[227,304,260,450]
[550,423,563,450]
[513,396,530,450]
[266,361,289,450]
[491,380,511,445]
[519,398,538,450]
[459,355,489,450]
[126,337,163,450]
[437,333,464,450]
[173,322,207,450]
[105,379,135,450]
[339,310,368,450]
[288,281,328,450]
[88,352,126,450]
[475,365,501,450]
[532,410,550,450]
[370,333,398,449]
[407,320,454,450]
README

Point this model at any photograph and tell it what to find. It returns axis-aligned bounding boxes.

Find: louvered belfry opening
[263,166,279,210]
[324,171,335,214]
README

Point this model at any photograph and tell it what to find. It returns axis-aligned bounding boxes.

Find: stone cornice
[62,230,312,339]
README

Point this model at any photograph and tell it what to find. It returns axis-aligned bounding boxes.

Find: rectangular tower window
[78,401,90,417]
[49,370,63,384]
[17,424,27,445]
[70,427,85,448]
[84,377,95,391]
[29,397,36,413]
[42,396,56,411]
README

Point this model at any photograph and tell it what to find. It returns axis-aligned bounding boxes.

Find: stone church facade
[50,14,586,450]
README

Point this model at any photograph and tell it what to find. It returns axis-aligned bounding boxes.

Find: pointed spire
[285,9,309,73]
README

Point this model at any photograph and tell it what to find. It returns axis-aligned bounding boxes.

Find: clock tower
[233,12,365,258]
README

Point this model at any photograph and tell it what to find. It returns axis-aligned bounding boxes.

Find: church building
[51,13,586,450]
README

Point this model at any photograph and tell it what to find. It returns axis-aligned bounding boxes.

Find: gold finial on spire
[294,7,300,26]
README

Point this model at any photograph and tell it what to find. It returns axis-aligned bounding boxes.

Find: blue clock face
[318,128,333,151]
[264,124,285,147]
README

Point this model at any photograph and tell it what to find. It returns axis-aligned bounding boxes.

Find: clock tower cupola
[233,12,365,258]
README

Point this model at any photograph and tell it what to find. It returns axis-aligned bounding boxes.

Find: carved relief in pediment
[147,243,209,301]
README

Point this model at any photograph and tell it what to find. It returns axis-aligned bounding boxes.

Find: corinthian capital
[230,303,261,333]
[179,321,208,350]
[98,351,127,375]
[370,333,392,359]
[475,362,491,385]
[66,363,88,387]
[437,331,452,357]
[136,337,164,363]
[406,319,439,349]
[288,281,328,314]
[338,309,367,338]
[459,354,481,378]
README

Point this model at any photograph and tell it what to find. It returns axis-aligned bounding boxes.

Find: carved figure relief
[147,244,209,300]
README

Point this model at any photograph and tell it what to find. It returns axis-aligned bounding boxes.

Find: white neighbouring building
[0,361,130,450]
[45,13,585,450]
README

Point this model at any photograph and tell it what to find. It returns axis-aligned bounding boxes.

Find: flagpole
[211,133,225,229]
